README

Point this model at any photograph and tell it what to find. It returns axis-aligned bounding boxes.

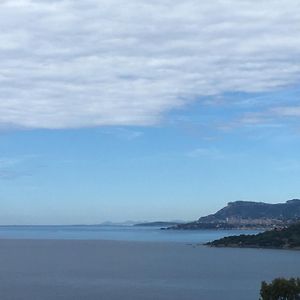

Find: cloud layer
[1,0,300,129]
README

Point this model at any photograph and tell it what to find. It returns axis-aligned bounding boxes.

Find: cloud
[223,105,300,130]
[0,169,31,180]
[271,106,300,117]
[101,128,143,140]
[0,0,300,129]
[0,155,37,180]
[0,157,23,167]
[187,147,224,159]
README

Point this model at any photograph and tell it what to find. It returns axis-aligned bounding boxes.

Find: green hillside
[206,222,300,249]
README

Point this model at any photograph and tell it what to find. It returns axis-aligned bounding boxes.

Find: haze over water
[0,225,260,243]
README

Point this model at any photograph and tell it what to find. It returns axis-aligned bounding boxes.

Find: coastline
[205,243,300,251]
[205,222,300,251]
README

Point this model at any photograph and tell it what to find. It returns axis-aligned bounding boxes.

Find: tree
[260,277,300,300]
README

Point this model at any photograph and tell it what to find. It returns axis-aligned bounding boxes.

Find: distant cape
[134,221,183,227]
[169,199,300,230]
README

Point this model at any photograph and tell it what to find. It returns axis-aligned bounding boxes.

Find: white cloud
[0,155,37,180]
[216,104,300,133]
[0,0,300,129]
[101,127,143,140]
[187,147,224,159]
[272,106,300,117]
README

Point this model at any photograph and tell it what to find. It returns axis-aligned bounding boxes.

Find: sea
[0,225,299,300]
[0,224,260,243]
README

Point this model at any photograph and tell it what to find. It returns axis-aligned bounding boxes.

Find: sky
[0,0,300,224]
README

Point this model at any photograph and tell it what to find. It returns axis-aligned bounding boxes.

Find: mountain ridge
[169,199,300,230]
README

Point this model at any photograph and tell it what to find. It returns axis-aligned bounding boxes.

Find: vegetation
[206,222,300,249]
[260,277,300,300]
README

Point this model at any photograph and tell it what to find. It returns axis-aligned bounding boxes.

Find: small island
[206,222,300,250]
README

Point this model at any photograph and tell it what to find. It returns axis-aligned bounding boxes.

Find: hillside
[170,199,300,230]
[206,222,300,250]
[199,199,300,222]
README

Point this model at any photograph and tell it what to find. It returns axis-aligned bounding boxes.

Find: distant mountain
[199,199,300,222]
[134,221,183,227]
[169,199,300,230]
[206,222,300,250]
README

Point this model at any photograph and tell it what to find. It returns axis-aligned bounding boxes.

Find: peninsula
[206,222,300,250]
[168,199,300,230]
[134,221,182,227]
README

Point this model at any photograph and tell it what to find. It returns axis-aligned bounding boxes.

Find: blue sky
[0,0,300,224]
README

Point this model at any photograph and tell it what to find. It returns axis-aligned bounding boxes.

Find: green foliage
[207,222,300,249]
[260,278,300,300]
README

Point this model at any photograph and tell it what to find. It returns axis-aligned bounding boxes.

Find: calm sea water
[0,239,299,300]
[0,225,260,243]
[0,226,298,300]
